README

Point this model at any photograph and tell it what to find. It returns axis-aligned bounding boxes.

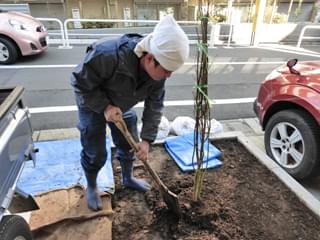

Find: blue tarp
[164,133,222,172]
[17,138,114,196]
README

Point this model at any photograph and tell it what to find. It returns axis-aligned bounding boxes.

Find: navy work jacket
[71,34,165,142]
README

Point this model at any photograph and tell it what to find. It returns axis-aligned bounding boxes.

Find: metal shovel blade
[114,119,181,217]
[141,158,181,217]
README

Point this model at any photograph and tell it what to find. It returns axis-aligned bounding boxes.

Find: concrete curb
[213,131,320,220]
[33,125,320,220]
[155,129,320,221]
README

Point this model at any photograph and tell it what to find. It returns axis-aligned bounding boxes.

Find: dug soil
[112,139,320,240]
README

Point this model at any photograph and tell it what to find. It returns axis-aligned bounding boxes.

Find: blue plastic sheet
[164,133,222,172]
[17,138,114,196]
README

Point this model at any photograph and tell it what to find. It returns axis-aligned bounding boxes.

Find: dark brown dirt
[111,139,320,240]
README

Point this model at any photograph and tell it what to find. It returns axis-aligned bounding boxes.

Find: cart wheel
[0,215,32,240]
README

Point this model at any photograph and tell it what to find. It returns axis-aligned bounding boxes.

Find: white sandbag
[170,117,223,136]
[210,118,223,134]
[138,116,170,140]
[170,116,195,136]
[156,116,170,140]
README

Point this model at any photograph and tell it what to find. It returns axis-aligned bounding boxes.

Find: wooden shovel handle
[114,119,169,192]
[114,120,139,151]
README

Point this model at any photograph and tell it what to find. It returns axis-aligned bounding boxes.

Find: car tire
[265,109,320,180]
[0,37,19,64]
[0,215,32,240]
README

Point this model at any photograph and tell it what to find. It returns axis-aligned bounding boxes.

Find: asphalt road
[1,43,320,131]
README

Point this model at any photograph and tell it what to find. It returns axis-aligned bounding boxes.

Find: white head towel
[134,15,189,72]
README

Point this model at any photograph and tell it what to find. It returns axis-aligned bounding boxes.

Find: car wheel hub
[0,42,9,61]
[14,236,26,240]
[281,139,291,151]
[270,122,304,169]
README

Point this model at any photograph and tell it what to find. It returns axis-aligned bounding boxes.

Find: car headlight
[265,69,280,81]
[8,19,34,31]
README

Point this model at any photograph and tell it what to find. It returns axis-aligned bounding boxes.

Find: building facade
[0,0,318,23]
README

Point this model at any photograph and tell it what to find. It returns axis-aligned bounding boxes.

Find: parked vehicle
[0,86,38,239]
[254,59,320,180]
[0,9,48,64]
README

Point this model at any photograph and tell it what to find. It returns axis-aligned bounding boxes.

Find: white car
[0,9,48,64]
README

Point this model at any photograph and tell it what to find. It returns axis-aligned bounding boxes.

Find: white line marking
[0,61,287,69]
[29,98,255,114]
[0,64,76,69]
[258,45,320,57]
[184,61,285,65]
[29,105,78,113]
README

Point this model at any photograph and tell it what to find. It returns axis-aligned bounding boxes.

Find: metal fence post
[36,18,67,48]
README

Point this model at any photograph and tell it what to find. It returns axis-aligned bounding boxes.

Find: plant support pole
[193,0,212,202]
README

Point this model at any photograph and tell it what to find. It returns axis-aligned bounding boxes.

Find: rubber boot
[84,172,103,211]
[120,160,151,192]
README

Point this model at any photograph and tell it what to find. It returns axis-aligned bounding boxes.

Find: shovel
[114,118,181,217]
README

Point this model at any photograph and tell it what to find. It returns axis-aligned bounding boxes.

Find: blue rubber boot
[120,160,151,192]
[84,172,103,211]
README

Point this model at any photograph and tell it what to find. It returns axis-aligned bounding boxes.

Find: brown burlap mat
[30,185,113,240]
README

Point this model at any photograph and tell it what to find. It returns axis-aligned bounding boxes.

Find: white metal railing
[62,18,226,48]
[297,25,320,48]
[36,17,66,48]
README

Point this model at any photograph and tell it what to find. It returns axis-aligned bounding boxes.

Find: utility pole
[250,0,267,46]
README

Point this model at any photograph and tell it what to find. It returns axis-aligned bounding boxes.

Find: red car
[254,59,320,180]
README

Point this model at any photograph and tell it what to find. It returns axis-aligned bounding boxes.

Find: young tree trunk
[193,0,212,201]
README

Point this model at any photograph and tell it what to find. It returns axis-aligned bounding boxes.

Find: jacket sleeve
[140,80,165,142]
[71,47,116,113]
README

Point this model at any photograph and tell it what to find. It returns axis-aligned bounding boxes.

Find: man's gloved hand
[136,140,150,161]
[104,105,122,122]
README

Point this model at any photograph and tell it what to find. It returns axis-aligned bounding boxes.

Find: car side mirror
[287,59,300,75]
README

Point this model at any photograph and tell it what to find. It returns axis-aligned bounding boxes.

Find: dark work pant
[77,107,139,174]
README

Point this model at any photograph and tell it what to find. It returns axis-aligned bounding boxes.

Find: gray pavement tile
[34,128,79,142]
